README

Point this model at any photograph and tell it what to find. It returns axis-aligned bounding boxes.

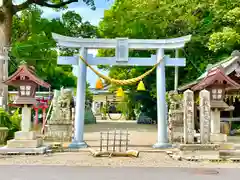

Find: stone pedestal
[211,109,220,134]
[6,131,42,148]
[0,106,46,154]
[21,106,31,132]
[210,109,227,143]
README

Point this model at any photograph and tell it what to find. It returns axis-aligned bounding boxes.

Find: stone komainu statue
[47,88,74,141]
[46,88,96,141]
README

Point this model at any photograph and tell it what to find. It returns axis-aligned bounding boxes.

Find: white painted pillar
[69,47,87,148]
[91,101,95,114]
[174,49,179,91]
[211,109,220,134]
[153,49,170,148]
[21,105,32,132]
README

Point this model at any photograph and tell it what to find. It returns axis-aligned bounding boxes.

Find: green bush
[0,108,21,139]
[0,108,12,128]
[8,108,21,139]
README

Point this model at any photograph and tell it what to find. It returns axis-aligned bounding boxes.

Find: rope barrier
[79,56,164,86]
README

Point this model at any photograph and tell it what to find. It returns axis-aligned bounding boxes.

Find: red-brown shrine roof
[3,64,50,88]
[191,66,240,91]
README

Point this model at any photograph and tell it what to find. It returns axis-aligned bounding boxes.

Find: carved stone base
[45,124,72,141]
[210,133,227,143]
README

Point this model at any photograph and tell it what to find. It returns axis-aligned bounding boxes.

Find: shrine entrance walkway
[84,120,157,150]
[83,120,240,150]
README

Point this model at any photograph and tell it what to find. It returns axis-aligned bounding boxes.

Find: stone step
[233,144,240,150]
[219,150,240,158]
[180,150,219,160]
[7,139,43,148]
[219,143,235,150]
[178,144,220,151]
[0,146,47,155]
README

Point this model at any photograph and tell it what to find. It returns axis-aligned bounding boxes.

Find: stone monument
[0,63,50,154]
[199,89,211,144]
[183,89,194,144]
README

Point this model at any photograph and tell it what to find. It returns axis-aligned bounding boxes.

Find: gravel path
[0,152,240,168]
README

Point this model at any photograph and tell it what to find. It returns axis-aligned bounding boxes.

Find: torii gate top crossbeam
[52,33,191,50]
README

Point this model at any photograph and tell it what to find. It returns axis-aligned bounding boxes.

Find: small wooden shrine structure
[191,66,240,142]
[179,50,240,134]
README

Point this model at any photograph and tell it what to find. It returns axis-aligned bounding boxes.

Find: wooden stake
[119,129,122,152]
[106,128,109,151]
[100,132,102,152]
[113,129,116,152]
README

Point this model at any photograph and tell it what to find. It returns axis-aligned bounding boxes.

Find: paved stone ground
[1,152,240,168]
[0,165,240,180]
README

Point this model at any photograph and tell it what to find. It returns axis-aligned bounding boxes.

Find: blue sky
[41,0,114,26]
[39,0,113,88]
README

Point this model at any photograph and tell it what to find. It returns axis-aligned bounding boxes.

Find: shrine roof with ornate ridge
[178,50,240,91]
[52,33,192,49]
[3,64,50,88]
[191,66,240,91]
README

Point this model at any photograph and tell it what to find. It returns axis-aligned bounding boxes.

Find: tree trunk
[0,5,12,110]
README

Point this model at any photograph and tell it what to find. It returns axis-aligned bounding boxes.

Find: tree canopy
[98,0,240,119]
[9,8,97,91]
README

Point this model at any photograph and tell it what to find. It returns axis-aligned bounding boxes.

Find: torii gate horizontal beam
[58,55,186,67]
[52,33,191,50]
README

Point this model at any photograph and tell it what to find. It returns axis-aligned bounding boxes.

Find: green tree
[0,0,96,108]
[9,8,97,90]
[98,0,240,119]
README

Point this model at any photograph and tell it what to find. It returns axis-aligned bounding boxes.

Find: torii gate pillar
[154,48,169,148]
[69,48,88,148]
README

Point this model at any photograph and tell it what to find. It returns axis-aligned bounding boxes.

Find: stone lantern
[0,62,50,153]
[192,66,240,143]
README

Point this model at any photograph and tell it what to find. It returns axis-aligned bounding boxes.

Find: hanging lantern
[137,80,146,91]
[95,78,103,89]
[116,87,124,97]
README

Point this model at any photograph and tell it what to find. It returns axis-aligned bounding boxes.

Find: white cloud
[41,6,105,25]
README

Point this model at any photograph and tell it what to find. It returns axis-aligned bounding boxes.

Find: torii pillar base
[68,141,88,149]
[153,143,172,149]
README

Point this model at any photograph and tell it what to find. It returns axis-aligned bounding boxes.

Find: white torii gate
[52,33,191,148]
